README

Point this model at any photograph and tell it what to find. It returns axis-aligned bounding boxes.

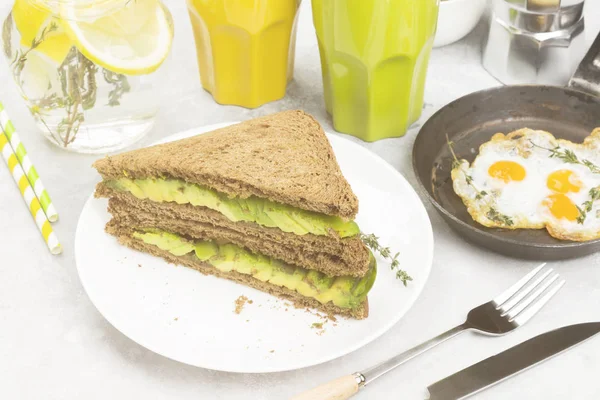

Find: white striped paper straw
[0,133,62,254]
[0,102,58,222]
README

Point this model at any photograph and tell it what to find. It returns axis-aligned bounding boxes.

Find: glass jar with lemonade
[1,0,174,153]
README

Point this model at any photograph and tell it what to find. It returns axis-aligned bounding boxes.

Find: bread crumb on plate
[234,295,252,314]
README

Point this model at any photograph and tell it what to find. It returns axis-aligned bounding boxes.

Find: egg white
[451,128,600,241]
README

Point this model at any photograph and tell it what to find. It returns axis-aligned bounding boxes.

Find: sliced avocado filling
[133,230,376,310]
[106,178,359,238]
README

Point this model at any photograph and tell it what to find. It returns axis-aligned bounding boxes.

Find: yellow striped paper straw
[0,133,62,254]
[0,102,58,222]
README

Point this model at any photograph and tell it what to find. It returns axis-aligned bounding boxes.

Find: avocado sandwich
[93,110,375,319]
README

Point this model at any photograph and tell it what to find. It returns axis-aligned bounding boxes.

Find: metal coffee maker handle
[483,0,587,86]
[568,31,600,98]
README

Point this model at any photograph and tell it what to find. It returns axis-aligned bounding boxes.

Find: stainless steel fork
[291,264,565,400]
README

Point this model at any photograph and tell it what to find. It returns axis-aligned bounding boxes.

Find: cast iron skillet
[413,33,600,260]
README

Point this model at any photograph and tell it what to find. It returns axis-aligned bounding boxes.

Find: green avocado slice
[107,178,360,238]
[132,230,376,310]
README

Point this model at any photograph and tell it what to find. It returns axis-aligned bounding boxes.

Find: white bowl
[434,0,487,48]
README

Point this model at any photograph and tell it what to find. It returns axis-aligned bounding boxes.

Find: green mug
[311,0,439,141]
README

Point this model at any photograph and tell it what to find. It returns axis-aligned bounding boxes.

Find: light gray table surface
[1,1,600,399]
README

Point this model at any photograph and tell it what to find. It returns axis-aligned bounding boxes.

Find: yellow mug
[187,0,301,108]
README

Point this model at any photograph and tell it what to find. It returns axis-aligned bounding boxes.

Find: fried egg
[451,128,600,241]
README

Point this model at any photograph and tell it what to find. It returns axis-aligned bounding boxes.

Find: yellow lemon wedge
[17,46,63,100]
[12,0,73,64]
[59,0,174,75]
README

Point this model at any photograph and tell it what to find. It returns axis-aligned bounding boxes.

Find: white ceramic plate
[75,123,434,373]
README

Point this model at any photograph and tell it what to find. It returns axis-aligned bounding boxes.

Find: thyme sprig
[103,69,131,106]
[447,133,462,171]
[360,233,412,286]
[529,140,600,174]
[53,48,98,146]
[576,186,600,224]
[2,12,12,58]
[11,21,58,77]
[486,208,515,227]
[447,135,514,227]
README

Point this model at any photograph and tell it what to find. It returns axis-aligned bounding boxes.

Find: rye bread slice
[101,186,370,277]
[108,223,369,320]
[93,110,358,220]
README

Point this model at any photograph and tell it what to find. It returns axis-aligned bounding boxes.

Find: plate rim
[75,123,434,373]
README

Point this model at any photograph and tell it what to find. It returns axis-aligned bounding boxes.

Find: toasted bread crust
[99,185,371,277]
[93,110,358,219]
[108,224,369,320]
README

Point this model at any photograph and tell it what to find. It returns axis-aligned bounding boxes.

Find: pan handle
[568,31,600,97]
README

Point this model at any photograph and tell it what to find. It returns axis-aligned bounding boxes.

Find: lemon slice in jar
[12,0,73,64]
[60,0,174,75]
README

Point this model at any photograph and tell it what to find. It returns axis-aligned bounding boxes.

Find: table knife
[428,322,600,400]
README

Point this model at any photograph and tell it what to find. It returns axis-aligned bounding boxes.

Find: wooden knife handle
[289,375,360,400]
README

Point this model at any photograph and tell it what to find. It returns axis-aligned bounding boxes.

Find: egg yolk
[547,170,582,193]
[488,161,526,183]
[544,194,580,221]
